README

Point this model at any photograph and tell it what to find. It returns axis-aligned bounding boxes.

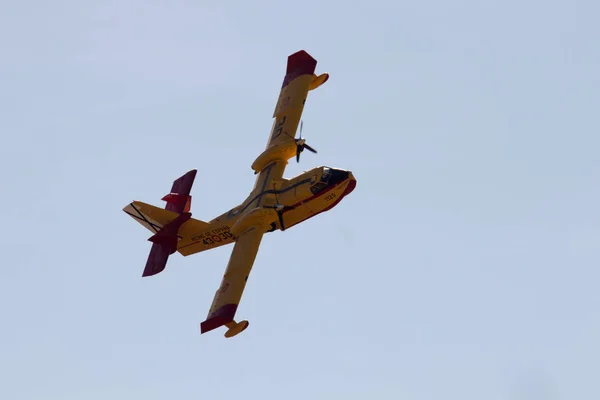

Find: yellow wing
[250,50,329,187]
[200,227,264,336]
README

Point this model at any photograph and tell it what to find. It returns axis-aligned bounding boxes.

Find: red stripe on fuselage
[283,178,356,229]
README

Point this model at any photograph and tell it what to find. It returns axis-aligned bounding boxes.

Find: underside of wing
[250,50,329,177]
[200,227,265,336]
[267,51,317,148]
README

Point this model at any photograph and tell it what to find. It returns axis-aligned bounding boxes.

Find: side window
[310,182,327,194]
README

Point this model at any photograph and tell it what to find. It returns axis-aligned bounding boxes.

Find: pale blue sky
[1,1,599,399]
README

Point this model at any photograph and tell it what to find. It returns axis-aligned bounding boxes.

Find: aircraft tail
[123,169,210,277]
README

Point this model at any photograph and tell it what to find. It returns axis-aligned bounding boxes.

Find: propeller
[291,120,317,163]
[264,186,294,231]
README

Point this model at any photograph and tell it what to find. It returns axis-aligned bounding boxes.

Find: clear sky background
[1,1,599,399]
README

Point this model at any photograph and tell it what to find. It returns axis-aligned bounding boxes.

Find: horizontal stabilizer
[147,212,192,248]
[123,201,209,238]
[142,212,192,277]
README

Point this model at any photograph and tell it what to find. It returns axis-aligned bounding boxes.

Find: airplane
[123,50,357,338]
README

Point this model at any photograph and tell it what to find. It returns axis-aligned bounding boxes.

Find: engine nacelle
[230,207,277,238]
[251,143,295,174]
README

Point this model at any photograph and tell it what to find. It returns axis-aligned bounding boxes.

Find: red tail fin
[142,170,197,277]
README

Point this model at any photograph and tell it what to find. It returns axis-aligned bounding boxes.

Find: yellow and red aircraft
[123,50,357,338]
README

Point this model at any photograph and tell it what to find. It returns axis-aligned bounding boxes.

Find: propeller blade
[303,143,317,154]
[292,121,317,162]
[277,210,286,231]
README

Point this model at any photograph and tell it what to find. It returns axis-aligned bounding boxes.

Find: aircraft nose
[328,169,350,186]
[344,172,356,195]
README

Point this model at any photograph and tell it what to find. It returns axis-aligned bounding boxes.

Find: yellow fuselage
[177,166,356,256]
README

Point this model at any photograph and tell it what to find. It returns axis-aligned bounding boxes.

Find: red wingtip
[282,50,318,88]
[200,304,238,334]
[286,50,317,74]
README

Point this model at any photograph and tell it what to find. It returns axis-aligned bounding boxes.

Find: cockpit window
[320,167,331,183]
[310,167,332,194]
